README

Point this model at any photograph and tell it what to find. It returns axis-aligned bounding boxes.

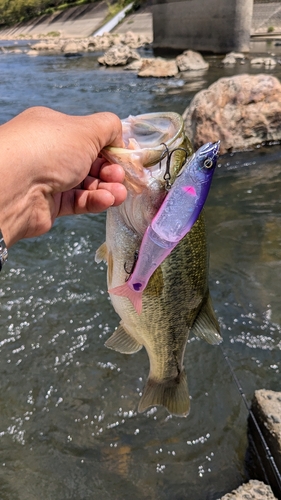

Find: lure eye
[204,158,213,169]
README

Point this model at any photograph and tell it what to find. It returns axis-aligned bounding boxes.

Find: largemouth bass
[108,142,220,315]
[96,112,221,417]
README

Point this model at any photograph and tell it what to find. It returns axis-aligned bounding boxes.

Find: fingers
[56,182,127,217]
[85,112,124,152]
[89,159,125,184]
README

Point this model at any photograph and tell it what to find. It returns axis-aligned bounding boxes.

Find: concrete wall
[151,0,254,54]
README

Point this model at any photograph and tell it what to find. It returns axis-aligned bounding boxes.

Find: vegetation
[267,26,274,33]
[103,0,133,23]
[0,0,93,26]
[0,0,145,26]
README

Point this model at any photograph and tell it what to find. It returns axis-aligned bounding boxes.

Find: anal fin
[138,370,190,417]
[192,292,222,345]
[105,324,143,354]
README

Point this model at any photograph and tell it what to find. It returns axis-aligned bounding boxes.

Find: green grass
[103,0,133,24]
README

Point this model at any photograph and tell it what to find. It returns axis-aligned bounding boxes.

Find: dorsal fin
[192,292,222,345]
[105,324,143,354]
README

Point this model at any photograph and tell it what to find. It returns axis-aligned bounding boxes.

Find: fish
[108,142,220,315]
[95,112,222,417]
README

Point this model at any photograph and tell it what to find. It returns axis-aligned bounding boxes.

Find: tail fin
[138,370,190,417]
[108,283,143,315]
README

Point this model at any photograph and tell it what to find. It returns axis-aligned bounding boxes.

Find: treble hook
[124,250,139,282]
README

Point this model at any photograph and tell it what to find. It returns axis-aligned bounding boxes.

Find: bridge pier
[151,0,254,54]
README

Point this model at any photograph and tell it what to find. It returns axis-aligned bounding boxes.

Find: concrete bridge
[151,0,254,54]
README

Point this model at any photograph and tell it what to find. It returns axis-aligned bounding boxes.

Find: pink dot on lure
[183,186,197,196]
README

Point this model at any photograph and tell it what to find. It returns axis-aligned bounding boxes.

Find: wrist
[0,230,8,270]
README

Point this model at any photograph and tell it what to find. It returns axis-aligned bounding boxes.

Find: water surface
[0,39,280,499]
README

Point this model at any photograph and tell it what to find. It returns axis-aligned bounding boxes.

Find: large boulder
[176,50,209,71]
[182,74,281,154]
[138,57,178,77]
[61,40,87,54]
[88,34,115,52]
[98,44,141,66]
[219,480,277,499]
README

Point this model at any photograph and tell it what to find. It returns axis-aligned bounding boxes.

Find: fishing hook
[124,250,139,281]
[160,145,190,191]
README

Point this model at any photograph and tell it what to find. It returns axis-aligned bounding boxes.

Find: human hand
[0,107,127,248]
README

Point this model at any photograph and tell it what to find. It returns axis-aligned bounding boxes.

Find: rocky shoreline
[1,30,280,78]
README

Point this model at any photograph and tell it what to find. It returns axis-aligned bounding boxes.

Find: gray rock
[222,54,236,65]
[251,57,276,68]
[176,49,209,71]
[182,73,281,154]
[61,40,86,54]
[251,389,281,472]
[31,41,58,51]
[98,44,141,66]
[124,59,144,71]
[138,57,178,77]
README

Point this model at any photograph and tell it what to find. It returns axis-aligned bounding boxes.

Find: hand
[0,107,127,247]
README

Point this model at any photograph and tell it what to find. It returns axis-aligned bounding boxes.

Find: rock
[264,57,277,69]
[218,479,277,499]
[222,54,236,65]
[88,35,113,52]
[221,52,245,65]
[138,57,178,77]
[176,50,209,71]
[251,57,276,68]
[182,74,281,154]
[230,51,245,60]
[124,59,143,71]
[251,57,265,66]
[7,48,22,54]
[31,41,58,51]
[251,390,281,472]
[122,31,152,49]
[26,50,39,56]
[61,40,86,54]
[98,44,141,66]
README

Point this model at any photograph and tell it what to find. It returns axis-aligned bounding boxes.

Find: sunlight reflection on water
[0,40,280,499]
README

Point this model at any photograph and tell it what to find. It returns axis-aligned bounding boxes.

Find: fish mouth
[102,112,192,170]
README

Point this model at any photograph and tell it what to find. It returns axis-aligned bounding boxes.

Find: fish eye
[204,158,213,169]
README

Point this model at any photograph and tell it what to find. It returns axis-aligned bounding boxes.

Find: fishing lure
[109,141,220,314]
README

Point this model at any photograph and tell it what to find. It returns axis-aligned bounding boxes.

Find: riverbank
[0,2,153,39]
[1,1,281,41]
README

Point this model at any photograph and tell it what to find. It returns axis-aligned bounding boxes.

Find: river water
[0,39,280,500]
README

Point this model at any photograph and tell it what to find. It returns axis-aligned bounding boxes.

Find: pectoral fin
[95,242,108,263]
[105,324,143,354]
[138,370,190,417]
[192,293,222,345]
